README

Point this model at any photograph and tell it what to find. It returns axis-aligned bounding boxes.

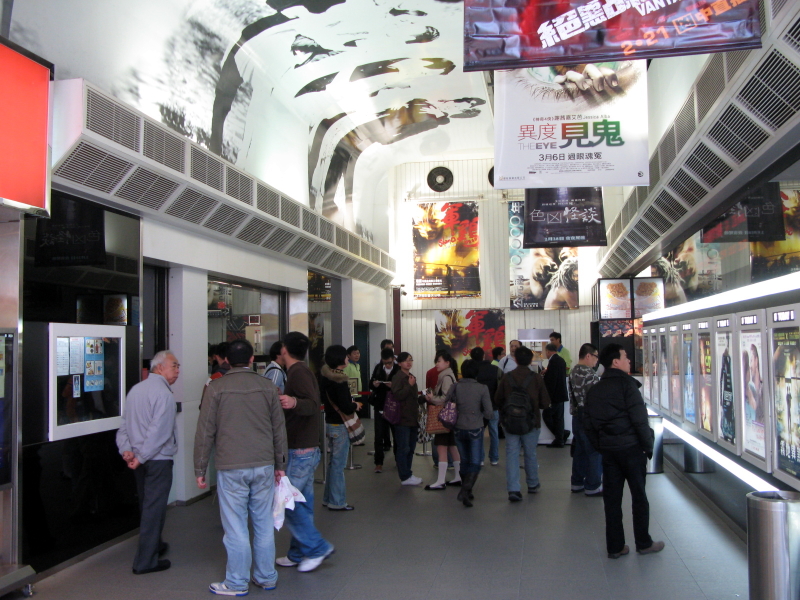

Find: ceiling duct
[50,80,393,287]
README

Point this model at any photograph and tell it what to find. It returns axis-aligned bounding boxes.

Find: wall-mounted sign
[740,315,758,326]
[633,278,664,317]
[682,324,692,330]
[523,187,607,247]
[717,319,730,328]
[598,278,632,319]
[669,325,678,332]
[698,322,709,329]
[774,310,796,323]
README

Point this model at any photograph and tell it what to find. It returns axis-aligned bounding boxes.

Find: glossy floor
[18,435,748,600]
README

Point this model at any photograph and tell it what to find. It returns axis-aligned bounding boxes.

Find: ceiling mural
[11,0,494,242]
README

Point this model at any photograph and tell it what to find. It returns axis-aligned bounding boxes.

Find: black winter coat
[543,353,569,404]
[583,368,654,456]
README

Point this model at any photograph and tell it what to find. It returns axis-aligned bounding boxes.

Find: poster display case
[642,328,652,404]
[681,323,697,429]
[735,310,771,471]
[695,320,715,441]
[713,315,739,455]
[768,303,800,487]
[668,325,683,420]
[650,329,660,410]
[0,331,15,490]
[658,327,669,412]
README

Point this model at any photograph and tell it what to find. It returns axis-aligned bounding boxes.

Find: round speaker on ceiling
[427,166,454,193]
[488,167,494,188]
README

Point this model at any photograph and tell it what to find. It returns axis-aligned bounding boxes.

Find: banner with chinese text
[494,61,648,188]
[413,202,480,299]
[509,200,578,310]
[434,309,505,370]
[464,0,761,72]
[524,187,606,246]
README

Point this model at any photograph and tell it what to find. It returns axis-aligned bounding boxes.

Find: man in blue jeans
[277,332,335,572]
[195,339,287,596]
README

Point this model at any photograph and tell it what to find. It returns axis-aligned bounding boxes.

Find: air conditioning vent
[203,204,248,235]
[371,246,381,264]
[643,205,671,234]
[236,218,275,245]
[86,89,140,152]
[726,50,751,80]
[633,220,659,245]
[708,104,769,163]
[114,167,178,210]
[635,186,648,210]
[387,256,396,272]
[305,244,330,265]
[674,93,696,154]
[773,0,790,20]
[737,50,800,131]
[302,209,318,236]
[319,220,334,243]
[190,147,224,192]
[262,228,295,252]
[335,227,348,250]
[226,167,254,205]
[786,15,800,53]
[53,141,133,193]
[281,197,300,227]
[369,271,386,286]
[255,184,280,217]
[285,237,314,259]
[338,257,358,275]
[654,189,689,221]
[322,251,346,271]
[166,188,218,224]
[659,126,676,173]
[143,121,185,172]
[696,53,726,122]
[684,142,732,187]
[667,169,707,206]
[628,229,647,251]
[350,263,369,280]
[381,252,389,268]
[348,234,360,254]
[360,240,371,260]
[649,151,660,189]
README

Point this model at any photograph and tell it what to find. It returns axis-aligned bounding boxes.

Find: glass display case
[736,309,770,470]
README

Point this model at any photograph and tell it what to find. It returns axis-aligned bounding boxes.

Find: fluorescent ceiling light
[643,271,800,322]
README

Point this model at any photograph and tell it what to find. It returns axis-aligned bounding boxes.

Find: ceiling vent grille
[684,142,732,187]
[166,188,218,224]
[114,167,177,210]
[381,252,389,269]
[349,263,369,281]
[302,209,319,236]
[53,141,133,193]
[708,104,770,163]
[626,195,637,224]
[726,50,751,80]
[773,0,789,20]
[643,205,671,234]
[319,220,334,243]
[143,121,184,172]
[338,257,358,275]
[628,229,647,251]
[635,186,648,209]
[633,220,659,245]
[321,251,346,271]
[659,126,676,173]
[674,93,696,154]
[371,246,381,264]
[348,234,360,254]
[369,271,386,286]
[203,204,248,235]
[285,237,314,259]
[305,244,330,265]
[86,89,140,152]
[619,201,629,229]
[281,197,300,227]
[649,151,660,189]
[654,189,688,221]
[225,167,254,205]
[335,227,348,250]
[387,256,396,272]
[360,241,371,260]
[737,50,800,131]
[256,184,280,218]
[619,239,638,262]
[609,215,621,245]
[667,169,707,206]
[786,16,800,52]
[236,218,274,245]
[190,147,224,192]
[696,53,726,122]
[262,228,295,252]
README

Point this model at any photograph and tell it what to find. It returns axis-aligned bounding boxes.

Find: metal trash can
[747,490,800,600]
[647,415,663,474]
[684,444,715,473]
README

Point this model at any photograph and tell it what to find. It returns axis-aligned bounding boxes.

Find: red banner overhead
[463,0,761,71]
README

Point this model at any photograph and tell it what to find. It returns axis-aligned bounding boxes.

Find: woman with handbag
[452,359,494,507]
[391,352,424,486]
[320,345,363,511]
[424,353,462,490]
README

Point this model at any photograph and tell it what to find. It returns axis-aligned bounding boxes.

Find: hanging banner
[702,183,784,244]
[741,330,765,458]
[435,309,505,370]
[494,61,649,189]
[34,193,106,267]
[523,187,607,246]
[751,187,800,283]
[413,202,480,299]
[773,327,800,478]
[463,0,761,72]
[509,201,578,310]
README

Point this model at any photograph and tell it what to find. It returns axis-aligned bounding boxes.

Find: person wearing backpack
[495,346,551,502]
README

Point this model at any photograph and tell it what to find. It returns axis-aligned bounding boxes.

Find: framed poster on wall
[669,326,682,419]
[696,320,715,440]
[682,324,696,427]
[714,316,738,454]
[658,329,669,411]
[737,310,770,470]
[768,303,800,486]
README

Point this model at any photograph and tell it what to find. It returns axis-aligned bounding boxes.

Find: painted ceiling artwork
[10,0,494,241]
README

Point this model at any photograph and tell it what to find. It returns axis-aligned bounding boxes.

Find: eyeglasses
[591,354,599,358]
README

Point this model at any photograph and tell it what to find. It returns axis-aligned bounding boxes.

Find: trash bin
[747,490,800,600]
[647,415,663,474]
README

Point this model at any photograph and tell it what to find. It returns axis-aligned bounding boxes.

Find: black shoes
[158,542,169,557]
[328,504,355,511]
[527,484,541,494]
[424,483,446,490]
[508,491,523,502]
[133,559,171,575]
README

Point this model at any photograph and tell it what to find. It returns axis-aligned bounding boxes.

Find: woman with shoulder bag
[424,352,462,490]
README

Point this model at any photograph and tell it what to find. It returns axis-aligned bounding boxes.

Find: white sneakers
[401,475,422,486]
[298,547,335,572]
[275,557,299,567]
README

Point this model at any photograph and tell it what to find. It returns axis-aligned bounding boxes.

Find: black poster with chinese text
[701,182,784,244]
[34,193,106,267]
[523,187,606,248]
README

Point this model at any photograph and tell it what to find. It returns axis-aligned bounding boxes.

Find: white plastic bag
[272,476,307,531]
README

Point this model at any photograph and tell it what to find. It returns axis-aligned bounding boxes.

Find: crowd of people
[114,330,664,595]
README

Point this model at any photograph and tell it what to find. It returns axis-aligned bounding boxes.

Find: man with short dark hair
[570,343,602,495]
[469,346,501,466]
[549,332,572,373]
[543,342,570,448]
[498,340,521,373]
[195,339,287,595]
[584,343,664,559]
[491,347,504,367]
[209,342,230,383]
[369,348,400,473]
[264,340,287,393]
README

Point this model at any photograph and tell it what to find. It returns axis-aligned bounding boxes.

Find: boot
[456,472,467,503]
[461,473,478,507]
[467,472,479,502]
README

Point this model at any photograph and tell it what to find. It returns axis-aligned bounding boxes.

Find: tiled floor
[21,433,748,600]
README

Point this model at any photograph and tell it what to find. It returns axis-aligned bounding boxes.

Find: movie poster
[308,313,324,376]
[413,202,480,299]
[683,333,695,424]
[650,335,660,407]
[659,334,669,411]
[702,182,784,244]
[308,271,331,302]
[508,201,578,310]
[698,332,713,433]
[652,231,722,307]
[670,333,681,417]
[773,327,800,477]
[494,61,649,189]
[741,330,765,458]
[434,309,505,370]
[717,331,735,443]
[751,188,800,283]
[643,334,651,403]
[523,187,606,247]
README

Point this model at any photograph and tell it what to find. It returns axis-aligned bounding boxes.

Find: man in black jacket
[369,348,400,473]
[584,343,665,559]
[542,343,570,448]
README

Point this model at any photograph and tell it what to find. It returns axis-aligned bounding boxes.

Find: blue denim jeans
[323,424,349,508]
[571,408,602,491]
[216,466,277,591]
[284,448,332,563]
[394,425,418,481]
[455,428,483,474]
[487,410,500,463]
[504,428,541,492]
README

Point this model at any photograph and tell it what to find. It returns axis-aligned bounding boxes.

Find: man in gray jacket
[116,350,180,575]
[195,339,288,596]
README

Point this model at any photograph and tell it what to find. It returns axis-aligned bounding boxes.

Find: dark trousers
[394,425,418,482]
[601,448,653,553]
[373,412,394,466]
[133,459,173,571]
[542,401,566,444]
